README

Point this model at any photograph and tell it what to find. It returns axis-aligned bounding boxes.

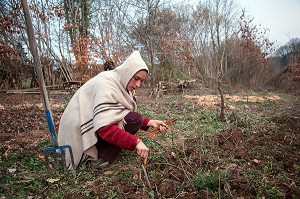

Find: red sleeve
[141,117,150,131]
[97,122,138,151]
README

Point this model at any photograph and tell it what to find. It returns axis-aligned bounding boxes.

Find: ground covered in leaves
[0,88,299,198]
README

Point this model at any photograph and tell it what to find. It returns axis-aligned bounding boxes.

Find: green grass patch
[193,171,226,192]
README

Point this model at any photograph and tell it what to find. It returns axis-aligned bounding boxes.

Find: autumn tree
[91,1,130,65]
[157,7,194,81]
[63,0,92,82]
[0,0,32,89]
[27,0,71,85]
[227,10,274,89]
[0,0,78,89]
[63,0,129,82]
[0,0,280,93]
[127,0,194,97]
[269,38,300,92]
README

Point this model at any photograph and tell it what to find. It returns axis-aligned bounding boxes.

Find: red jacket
[97,117,150,150]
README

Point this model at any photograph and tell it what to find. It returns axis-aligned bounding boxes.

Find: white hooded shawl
[58,51,149,168]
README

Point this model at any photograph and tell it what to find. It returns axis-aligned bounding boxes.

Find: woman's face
[126,70,148,91]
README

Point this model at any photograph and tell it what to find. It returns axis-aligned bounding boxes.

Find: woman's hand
[136,141,149,164]
[147,120,168,132]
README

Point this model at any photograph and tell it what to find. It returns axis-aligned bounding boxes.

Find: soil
[0,90,300,198]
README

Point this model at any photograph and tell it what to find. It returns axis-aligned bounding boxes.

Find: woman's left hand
[147,120,168,132]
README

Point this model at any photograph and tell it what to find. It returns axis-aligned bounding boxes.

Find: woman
[58,51,168,169]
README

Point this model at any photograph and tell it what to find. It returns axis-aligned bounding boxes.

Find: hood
[114,51,149,89]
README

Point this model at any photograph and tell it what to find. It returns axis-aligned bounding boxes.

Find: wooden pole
[21,0,57,144]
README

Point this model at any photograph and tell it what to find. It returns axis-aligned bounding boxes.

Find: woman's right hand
[147,120,168,132]
[136,141,149,164]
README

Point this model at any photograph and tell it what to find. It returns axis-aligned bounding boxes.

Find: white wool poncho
[58,51,149,168]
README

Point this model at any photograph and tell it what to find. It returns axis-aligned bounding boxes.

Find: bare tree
[188,0,237,85]
[128,0,195,96]
[0,0,280,93]
[0,0,34,89]
[227,10,274,89]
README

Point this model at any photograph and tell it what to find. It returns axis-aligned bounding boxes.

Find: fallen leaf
[104,170,114,175]
[7,168,16,173]
[171,152,176,158]
[38,153,45,159]
[46,178,60,183]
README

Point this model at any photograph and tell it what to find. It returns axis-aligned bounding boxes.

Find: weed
[160,132,177,139]
[278,172,288,181]
[148,170,156,178]
[84,173,94,181]
[193,171,226,192]
[247,169,282,198]
[117,170,133,182]
[148,189,155,198]
[257,136,265,143]
[262,165,269,173]
[137,105,154,118]
[104,190,118,198]
[37,140,52,147]
[178,110,225,135]
[140,136,162,150]
[243,130,252,136]
[293,164,300,174]
[261,101,272,108]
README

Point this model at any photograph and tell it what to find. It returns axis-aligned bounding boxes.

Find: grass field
[0,89,299,198]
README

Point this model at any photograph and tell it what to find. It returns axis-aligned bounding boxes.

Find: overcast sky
[237,0,300,47]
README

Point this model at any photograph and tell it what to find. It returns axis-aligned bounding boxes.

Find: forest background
[1,0,299,93]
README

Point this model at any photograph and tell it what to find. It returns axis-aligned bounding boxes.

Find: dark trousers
[96,112,143,163]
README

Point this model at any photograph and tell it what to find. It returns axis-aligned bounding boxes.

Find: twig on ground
[178,158,195,190]
[141,163,152,189]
